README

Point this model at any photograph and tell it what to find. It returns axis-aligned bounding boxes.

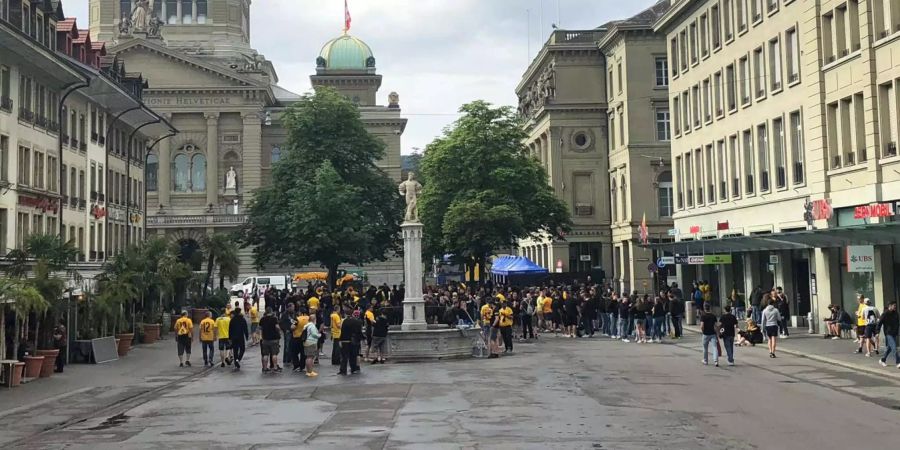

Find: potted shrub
[142,323,161,344]
[9,362,25,386]
[23,355,44,378]
[35,349,59,377]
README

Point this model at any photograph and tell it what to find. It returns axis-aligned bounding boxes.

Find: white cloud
[63,0,657,154]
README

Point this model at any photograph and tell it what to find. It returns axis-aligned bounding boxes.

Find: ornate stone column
[158,116,171,207]
[242,113,262,196]
[401,223,426,331]
[205,112,219,207]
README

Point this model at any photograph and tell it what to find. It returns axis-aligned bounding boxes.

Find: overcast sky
[65,0,657,154]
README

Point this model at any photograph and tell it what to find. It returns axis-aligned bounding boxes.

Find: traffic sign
[659,256,675,266]
[667,228,678,236]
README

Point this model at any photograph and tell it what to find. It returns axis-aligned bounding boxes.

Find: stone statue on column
[131,0,153,31]
[398,172,422,223]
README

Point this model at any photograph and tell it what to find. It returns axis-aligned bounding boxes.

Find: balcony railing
[91,132,98,142]
[98,193,105,202]
[90,191,98,201]
[732,179,740,197]
[70,137,79,148]
[34,116,47,128]
[745,175,755,194]
[760,171,770,191]
[79,142,87,152]
[0,96,12,113]
[885,142,898,158]
[70,196,79,208]
[858,148,867,163]
[720,181,727,200]
[18,107,34,122]
[776,166,786,188]
[147,214,249,227]
[61,133,69,145]
[78,199,86,209]
[98,135,106,146]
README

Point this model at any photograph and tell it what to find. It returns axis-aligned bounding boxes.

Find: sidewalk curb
[683,327,900,382]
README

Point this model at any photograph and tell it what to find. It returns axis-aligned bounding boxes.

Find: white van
[231,275,289,296]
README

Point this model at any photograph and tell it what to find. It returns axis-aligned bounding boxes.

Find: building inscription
[145,97,235,106]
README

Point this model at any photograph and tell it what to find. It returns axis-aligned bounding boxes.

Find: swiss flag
[344,0,352,32]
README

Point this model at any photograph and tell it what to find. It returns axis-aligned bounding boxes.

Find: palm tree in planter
[4,235,78,354]
[0,277,44,361]
[96,249,142,356]
[201,233,241,303]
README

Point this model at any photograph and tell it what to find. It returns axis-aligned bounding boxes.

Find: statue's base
[387,326,475,362]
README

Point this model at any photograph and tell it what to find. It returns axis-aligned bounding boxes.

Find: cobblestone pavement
[3,333,900,449]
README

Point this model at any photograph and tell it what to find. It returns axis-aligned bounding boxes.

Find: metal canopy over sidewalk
[650,222,900,253]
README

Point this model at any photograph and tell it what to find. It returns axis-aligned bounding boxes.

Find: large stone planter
[387,326,474,362]
[142,324,160,344]
[23,356,44,378]
[115,333,134,357]
[35,349,59,378]
[9,362,25,386]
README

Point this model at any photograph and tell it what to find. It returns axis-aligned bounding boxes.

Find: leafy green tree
[241,87,403,288]
[201,233,240,300]
[419,101,572,280]
[0,277,44,360]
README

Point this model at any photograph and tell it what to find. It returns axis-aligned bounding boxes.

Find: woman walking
[633,296,647,343]
[761,298,782,358]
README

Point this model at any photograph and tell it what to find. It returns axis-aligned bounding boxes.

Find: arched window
[657,171,673,218]
[191,154,206,192]
[271,146,281,164]
[173,154,189,192]
[146,153,159,191]
[172,144,206,192]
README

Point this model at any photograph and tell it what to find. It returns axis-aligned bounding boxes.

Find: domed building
[306,32,408,283]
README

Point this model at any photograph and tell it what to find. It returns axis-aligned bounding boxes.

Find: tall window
[700,14,709,58]
[656,109,670,141]
[689,22,698,63]
[786,27,800,83]
[197,0,208,24]
[743,129,755,194]
[717,140,727,200]
[675,156,683,208]
[739,56,751,104]
[673,96,680,134]
[757,123,770,191]
[713,71,723,115]
[657,172,673,218]
[685,152,693,207]
[670,38,679,77]
[705,144,714,203]
[655,57,668,87]
[773,117,786,188]
[789,110,804,184]
[726,64,736,110]
[729,135,740,197]
[769,37,783,90]
[753,47,765,97]
[711,4,721,49]
[17,146,30,186]
[146,153,158,191]
[724,0,734,39]
[172,144,206,192]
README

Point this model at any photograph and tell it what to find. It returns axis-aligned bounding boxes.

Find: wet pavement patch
[89,413,129,430]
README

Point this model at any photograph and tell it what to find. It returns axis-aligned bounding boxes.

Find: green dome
[318,34,375,71]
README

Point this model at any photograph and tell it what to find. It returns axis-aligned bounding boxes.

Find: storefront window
[840,270,874,313]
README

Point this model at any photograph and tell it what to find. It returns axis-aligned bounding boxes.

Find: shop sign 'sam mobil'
[846,245,875,273]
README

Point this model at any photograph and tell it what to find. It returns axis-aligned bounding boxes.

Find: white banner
[846,245,875,272]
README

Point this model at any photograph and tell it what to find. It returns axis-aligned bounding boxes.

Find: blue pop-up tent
[490,256,548,286]
[491,256,548,276]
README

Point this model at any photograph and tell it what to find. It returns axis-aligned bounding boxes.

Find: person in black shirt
[878,302,899,368]
[371,310,390,364]
[228,308,250,370]
[258,308,282,372]
[339,310,364,375]
[668,293,684,339]
[719,306,739,366]
[699,303,720,367]
[618,297,631,342]
[279,303,295,366]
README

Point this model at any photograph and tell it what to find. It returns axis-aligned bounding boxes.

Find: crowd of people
[168,278,900,374]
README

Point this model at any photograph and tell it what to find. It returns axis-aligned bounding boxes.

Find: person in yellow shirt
[499,304,514,353]
[308,296,320,312]
[535,293,545,331]
[364,305,376,361]
[215,310,232,367]
[855,294,868,353]
[330,309,343,366]
[174,311,194,367]
[249,304,260,346]
[480,301,494,338]
[291,310,311,372]
[199,311,216,367]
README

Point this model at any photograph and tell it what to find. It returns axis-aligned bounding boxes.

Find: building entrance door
[792,258,810,316]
